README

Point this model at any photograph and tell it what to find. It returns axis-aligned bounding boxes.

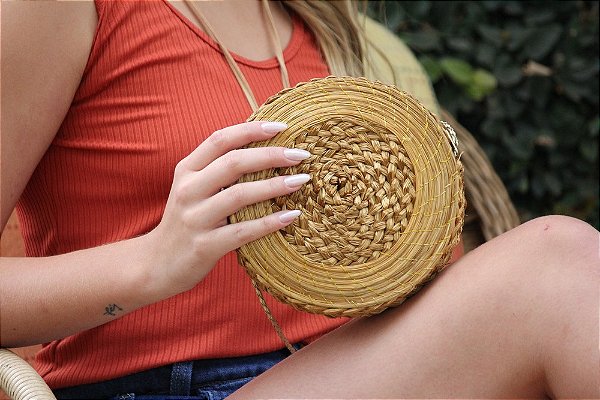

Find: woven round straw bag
[231,76,465,321]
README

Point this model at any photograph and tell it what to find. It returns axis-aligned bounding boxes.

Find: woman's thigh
[230,216,599,398]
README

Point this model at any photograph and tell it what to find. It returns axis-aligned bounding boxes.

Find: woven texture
[0,349,56,400]
[230,76,465,318]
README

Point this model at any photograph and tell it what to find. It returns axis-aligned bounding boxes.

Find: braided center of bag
[231,77,465,329]
[274,118,416,266]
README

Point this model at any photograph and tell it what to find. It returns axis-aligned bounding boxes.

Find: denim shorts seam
[193,376,252,389]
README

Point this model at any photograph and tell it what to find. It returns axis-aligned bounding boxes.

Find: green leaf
[401,30,441,51]
[476,42,497,67]
[525,9,556,25]
[446,37,474,53]
[566,58,599,82]
[516,174,529,193]
[403,1,432,18]
[588,117,599,137]
[485,94,506,119]
[531,177,545,198]
[506,26,534,51]
[481,1,502,12]
[465,85,486,101]
[527,77,552,108]
[465,69,497,101]
[440,57,474,86]
[503,1,524,16]
[501,92,526,117]
[457,95,476,113]
[436,83,461,116]
[472,69,497,92]
[559,79,594,102]
[481,118,507,139]
[523,24,563,60]
[419,56,443,83]
[477,25,504,46]
[503,135,533,161]
[580,139,598,162]
[495,65,522,86]
[549,152,568,167]
[543,174,563,196]
[494,55,522,86]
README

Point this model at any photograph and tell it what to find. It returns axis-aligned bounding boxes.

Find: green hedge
[370,1,599,228]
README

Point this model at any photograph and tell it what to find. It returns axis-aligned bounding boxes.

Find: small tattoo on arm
[104,303,123,316]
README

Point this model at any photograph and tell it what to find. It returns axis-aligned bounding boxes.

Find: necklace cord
[184,0,291,112]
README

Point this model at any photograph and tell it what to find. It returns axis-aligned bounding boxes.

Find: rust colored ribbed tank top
[16,0,347,388]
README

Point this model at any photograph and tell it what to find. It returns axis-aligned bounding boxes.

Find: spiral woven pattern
[231,76,465,317]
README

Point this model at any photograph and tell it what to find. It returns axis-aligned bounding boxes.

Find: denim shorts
[53,345,300,400]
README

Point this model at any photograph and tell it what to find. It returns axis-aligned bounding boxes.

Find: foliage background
[369,1,599,228]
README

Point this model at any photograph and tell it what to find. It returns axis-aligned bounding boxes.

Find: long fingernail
[284,173,311,188]
[279,210,302,223]
[261,121,288,135]
[284,148,311,161]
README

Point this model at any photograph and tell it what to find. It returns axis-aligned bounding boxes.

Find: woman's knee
[444,214,598,318]
[521,214,597,241]
[513,215,598,267]
[508,216,600,397]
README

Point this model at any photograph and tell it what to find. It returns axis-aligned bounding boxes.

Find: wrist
[127,231,178,307]
[133,226,203,304]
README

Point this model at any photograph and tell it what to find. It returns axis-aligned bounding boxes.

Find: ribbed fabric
[16,0,344,389]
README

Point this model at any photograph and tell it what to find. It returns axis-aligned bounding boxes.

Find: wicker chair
[0,17,520,400]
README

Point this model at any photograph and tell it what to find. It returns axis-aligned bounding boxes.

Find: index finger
[181,121,288,171]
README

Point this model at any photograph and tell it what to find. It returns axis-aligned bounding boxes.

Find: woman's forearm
[0,233,171,347]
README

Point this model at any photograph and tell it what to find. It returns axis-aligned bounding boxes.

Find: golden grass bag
[230,76,465,350]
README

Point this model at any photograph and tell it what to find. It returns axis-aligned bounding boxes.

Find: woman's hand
[146,121,310,294]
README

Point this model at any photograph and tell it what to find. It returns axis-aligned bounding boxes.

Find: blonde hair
[282,1,365,77]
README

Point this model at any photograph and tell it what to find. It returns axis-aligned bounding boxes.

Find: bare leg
[230,216,599,398]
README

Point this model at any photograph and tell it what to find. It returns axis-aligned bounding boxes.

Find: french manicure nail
[284,174,311,188]
[283,148,311,161]
[279,210,301,223]
[261,121,288,135]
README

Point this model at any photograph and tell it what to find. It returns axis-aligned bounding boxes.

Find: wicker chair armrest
[0,348,55,400]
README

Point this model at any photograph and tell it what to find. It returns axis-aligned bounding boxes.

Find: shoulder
[2,1,97,41]
[1,1,97,227]
[2,1,97,84]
